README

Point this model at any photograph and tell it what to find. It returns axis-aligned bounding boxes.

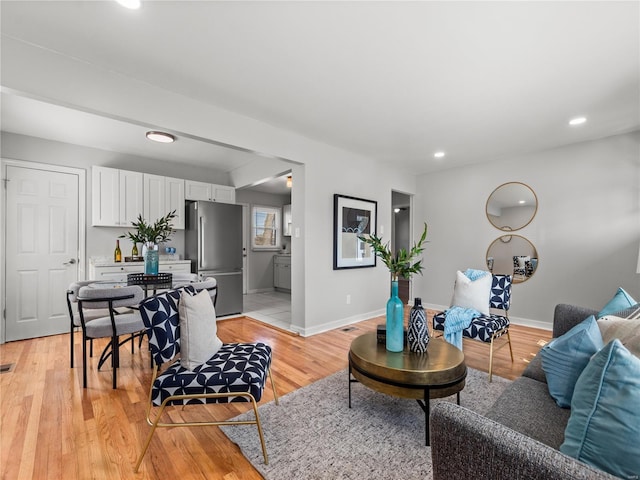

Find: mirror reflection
[486,235,538,284]
[486,182,537,231]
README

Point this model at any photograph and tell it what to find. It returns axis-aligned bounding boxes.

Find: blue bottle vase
[386,280,405,352]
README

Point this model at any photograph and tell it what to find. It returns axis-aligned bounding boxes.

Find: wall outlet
[346,294,351,304]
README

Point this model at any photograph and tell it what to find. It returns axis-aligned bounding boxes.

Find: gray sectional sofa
[430,304,619,480]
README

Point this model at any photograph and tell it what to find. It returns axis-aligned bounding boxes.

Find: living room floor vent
[0,363,15,374]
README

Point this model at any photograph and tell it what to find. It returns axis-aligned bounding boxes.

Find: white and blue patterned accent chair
[432,274,514,382]
[134,286,279,473]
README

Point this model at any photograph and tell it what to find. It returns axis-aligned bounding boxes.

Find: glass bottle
[114,239,122,263]
[132,243,138,257]
[386,278,405,352]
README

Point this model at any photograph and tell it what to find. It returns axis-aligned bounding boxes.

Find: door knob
[63,258,77,266]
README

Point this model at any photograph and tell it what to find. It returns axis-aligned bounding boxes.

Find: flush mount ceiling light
[115,0,141,9]
[569,116,587,126]
[286,176,292,188]
[434,151,446,159]
[146,131,176,143]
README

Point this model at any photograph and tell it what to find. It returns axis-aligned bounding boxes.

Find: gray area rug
[221,368,510,479]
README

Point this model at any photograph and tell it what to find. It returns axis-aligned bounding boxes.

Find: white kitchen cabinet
[283,204,292,237]
[89,260,191,283]
[212,184,235,203]
[165,177,185,229]
[143,174,185,229]
[185,180,235,204]
[273,255,291,292]
[92,166,143,227]
[184,180,211,201]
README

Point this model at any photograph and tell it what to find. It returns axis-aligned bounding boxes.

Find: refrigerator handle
[199,215,205,269]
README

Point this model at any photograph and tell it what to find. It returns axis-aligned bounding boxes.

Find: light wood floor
[0,312,551,480]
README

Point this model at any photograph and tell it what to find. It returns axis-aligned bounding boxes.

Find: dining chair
[67,280,133,368]
[76,284,145,389]
[188,277,218,306]
[171,272,199,287]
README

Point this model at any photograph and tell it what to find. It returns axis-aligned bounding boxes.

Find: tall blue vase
[386,280,405,352]
[144,248,159,275]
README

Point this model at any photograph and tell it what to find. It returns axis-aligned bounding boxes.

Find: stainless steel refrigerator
[184,201,243,316]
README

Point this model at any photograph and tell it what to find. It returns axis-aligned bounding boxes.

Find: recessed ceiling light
[115,0,141,9]
[146,131,176,143]
[518,200,526,204]
[394,208,401,213]
[434,151,446,158]
[569,116,587,126]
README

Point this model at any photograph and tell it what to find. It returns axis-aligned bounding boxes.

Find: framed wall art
[333,194,377,270]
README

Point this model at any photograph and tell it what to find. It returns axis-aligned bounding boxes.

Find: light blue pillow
[598,287,637,317]
[540,315,603,408]
[561,339,640,479]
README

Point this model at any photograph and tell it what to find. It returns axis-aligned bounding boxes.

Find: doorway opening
[391,191,412,305]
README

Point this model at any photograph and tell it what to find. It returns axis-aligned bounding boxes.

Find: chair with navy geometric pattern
[134,286,278,473]
[432,274,514,382]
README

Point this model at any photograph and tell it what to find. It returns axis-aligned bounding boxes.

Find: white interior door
[5,165,80,341]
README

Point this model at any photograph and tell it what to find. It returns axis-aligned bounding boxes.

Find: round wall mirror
[486,182,537,231]
[486,234,538,284]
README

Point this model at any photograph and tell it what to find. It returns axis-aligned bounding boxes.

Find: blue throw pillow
[598,287,637,317]
[561,339,640,479]
[540,315,603,408]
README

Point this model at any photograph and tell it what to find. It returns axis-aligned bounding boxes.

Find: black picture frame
[333,194,377,270]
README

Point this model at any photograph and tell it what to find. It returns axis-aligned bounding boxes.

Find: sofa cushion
[179,288,223,370]
[450,270,492,315]
[485,376,571,449]
[598,287,636,317]
[597,315,640,357]
[521,353,546,383]
[561,339,640,479]
[539,315,603,408]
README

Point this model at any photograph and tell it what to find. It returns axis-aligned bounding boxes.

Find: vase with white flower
[359,223,428,352]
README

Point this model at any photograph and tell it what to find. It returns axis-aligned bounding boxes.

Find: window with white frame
[251,205,281,250]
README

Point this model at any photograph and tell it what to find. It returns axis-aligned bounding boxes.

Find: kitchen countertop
[90,256,190,267]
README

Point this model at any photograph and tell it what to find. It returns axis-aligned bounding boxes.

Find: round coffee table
[348,332,466,445]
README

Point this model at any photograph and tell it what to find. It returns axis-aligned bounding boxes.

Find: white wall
[298,157,420,335]
[413,131,640,329]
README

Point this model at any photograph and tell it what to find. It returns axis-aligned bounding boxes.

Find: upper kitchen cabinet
[185,180,236,204]
[143,174,185,229]
[283,204,292,236]
[92,166,143,227]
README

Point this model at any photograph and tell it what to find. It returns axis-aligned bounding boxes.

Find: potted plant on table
[359,222,428,353]
[120,210,176,274]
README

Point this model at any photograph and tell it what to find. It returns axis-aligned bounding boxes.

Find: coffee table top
[349,332,466,388]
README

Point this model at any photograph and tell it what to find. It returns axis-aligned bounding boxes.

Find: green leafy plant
[359,222,428,281]
[120,210,177,247]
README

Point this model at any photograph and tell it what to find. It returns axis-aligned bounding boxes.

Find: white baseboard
[246,287,276,294]
[424,302,552,332]
[292,308,385,337]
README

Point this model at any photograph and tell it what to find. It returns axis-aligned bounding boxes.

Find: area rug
[220,368,510,479]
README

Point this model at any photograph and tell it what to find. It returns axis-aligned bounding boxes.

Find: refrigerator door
[200,270,243,316]
[197,202,243,272]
